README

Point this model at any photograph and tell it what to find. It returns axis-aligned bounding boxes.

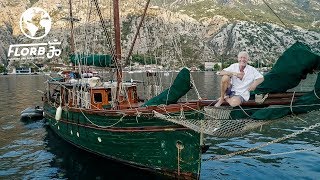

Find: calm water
[0,73,319,179]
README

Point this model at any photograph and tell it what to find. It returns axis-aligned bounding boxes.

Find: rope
[79,107,126,128]
[314,89,320,99]
[190,75,202,100]
[238,105,251,118]
[262,0,287,27]
[290,91,296,114]
[135,109,142,123]
[216,147,320,161]
[171,35,202,100]
[166,69,175,105]
[177,145,181,176]
[179,106,186,119]
[204,121,320,161]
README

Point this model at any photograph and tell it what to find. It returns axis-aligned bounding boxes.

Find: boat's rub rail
[62,101,201,116]
[200,92,306,107]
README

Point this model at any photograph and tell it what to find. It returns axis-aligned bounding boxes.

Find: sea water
[0,73,319,179]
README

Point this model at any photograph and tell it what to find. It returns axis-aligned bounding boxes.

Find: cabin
[46,78,139,110]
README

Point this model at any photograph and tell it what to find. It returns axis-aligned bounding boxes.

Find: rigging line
[261,0,287,28]
[314,89,320,100]
[215,147,320,161]
[92,0,122,105]
[238,105,251,118]
[166,67,175,104]
[290,91,295,114]
[233,5,279,51]
[171,37,202,99]
[30,61,100,110]
[205,122,320,161]
[233,2,289,56]
[124,0,151,65]
[81,0,92,62]
[92,0,116,59]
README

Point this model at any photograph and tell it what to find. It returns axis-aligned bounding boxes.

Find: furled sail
[70,54,112,67]
[154,42,320,137]
[142,68,192,107]
[255,41,320,94]
[250,41,320,120]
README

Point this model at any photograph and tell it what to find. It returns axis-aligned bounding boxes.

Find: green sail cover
[142,68,192,107]
[247,42,320,120]
[254,42,320,94]
[70,54,112,67]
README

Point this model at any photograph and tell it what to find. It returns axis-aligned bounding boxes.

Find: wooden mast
[69,0,75,70]
[69,0,75,53]
[113,0,123,108]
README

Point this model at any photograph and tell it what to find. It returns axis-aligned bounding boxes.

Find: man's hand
[248,77,264,91]
[248,83,257,91]
[235,72,245,80]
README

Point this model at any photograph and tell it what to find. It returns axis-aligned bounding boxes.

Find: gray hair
[238,51,249,59]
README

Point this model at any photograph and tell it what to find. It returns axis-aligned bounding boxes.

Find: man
[214,51,264,107]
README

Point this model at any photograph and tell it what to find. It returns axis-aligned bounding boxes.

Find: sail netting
[70,54,112,67]
[155,42,320,137]
[141,68,192,107]
[154,108,273,137]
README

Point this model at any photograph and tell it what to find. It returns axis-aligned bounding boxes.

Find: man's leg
[214,75,230,107]
[226,96,242,107]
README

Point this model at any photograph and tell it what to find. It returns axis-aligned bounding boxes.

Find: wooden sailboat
[41,0,320,179]
[42,0,204,179]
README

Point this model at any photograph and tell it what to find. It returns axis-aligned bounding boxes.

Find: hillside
[0,0,319,69]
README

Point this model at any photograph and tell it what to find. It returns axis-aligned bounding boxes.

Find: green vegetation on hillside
[131,54,156,65]
[174,0,317,30]
[0,64,5,73]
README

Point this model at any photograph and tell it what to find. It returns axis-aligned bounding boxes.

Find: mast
[69,0,75,54]
[113,0,123,108]
[68,0,76,71]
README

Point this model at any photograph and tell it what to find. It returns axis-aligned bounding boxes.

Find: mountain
[0,0,319,69]
[160,0,320,30]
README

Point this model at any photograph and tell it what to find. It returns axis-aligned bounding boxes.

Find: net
[153,42,320,137]
[153,108,272,137]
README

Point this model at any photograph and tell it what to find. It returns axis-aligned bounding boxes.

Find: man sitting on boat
[214,51,264,107]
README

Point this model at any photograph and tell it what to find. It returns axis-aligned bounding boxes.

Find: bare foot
[214,99,224,107]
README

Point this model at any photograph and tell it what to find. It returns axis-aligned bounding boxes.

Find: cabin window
[107,91,112,101]
[64,90,69,104]
[69,91,73,105]
[94,93,103,103]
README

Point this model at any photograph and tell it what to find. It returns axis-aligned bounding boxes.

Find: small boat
[21,106,44,120]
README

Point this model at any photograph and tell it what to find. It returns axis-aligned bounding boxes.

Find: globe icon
[20,7,51,40]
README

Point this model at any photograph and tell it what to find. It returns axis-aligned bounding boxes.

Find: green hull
[44,103,202,179]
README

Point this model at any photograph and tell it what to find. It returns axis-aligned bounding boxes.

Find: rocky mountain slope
[0,0,319,68]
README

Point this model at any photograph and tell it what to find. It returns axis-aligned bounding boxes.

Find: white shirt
[224,63,263,101]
